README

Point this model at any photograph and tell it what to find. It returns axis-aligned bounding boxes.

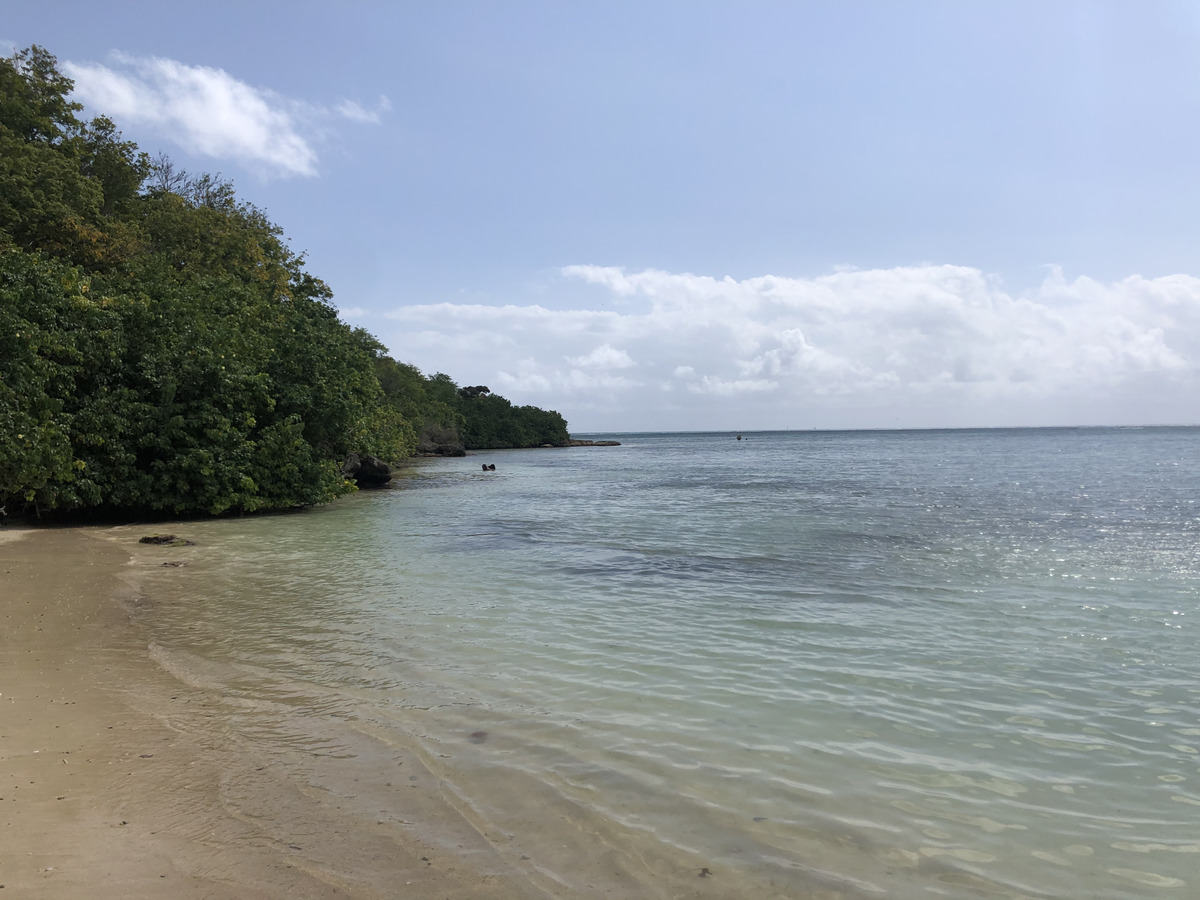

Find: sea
[124,428,1200,898]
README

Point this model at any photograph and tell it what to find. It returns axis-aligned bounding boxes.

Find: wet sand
[0,527,566,900]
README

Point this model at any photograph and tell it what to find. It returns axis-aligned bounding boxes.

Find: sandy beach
[0,527,564,900]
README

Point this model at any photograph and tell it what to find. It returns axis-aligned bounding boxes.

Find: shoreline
[0,526,563,899]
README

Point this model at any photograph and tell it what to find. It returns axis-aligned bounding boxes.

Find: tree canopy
[1,46,569,519]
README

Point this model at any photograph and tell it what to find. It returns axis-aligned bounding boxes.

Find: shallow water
[128,429,1200,898]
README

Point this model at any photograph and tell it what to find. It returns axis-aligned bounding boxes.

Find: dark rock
[341,452,393,487]
[417,424,466,457]
[416,439,466,457]
[568,439,621,447]
[139,535,195,546]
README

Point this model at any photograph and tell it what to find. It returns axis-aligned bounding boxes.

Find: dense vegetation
[1,46,568,519]
[373,363,570,454]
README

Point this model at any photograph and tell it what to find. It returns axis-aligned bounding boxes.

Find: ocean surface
[127,428,1200,898]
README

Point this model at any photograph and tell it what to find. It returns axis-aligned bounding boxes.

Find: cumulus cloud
[568,344,636,369]
[691,376,778,397]
[63,53,387,177]
[379,265,1200,430]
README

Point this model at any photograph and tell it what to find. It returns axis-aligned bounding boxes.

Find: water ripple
[131,428,1200,898]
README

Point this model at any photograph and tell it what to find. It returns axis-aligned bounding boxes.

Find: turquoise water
[129,429,1200,898]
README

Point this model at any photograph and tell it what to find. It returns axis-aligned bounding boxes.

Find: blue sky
[7,2,1200,430]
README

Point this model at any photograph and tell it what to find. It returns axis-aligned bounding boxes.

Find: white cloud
[691,376,778,397]
[496,368,552,392]
[568,344,636,369]
[377,264,1200,430]
[63,53,386,177]
[335,95,391,124]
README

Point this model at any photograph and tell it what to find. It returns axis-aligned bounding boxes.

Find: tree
[0,45,569,518]
[0,48,146,270]
[0,252,93,513]
[146,151,189,195]
[0,45,81,145]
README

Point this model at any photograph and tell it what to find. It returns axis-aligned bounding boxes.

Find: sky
[7,1,1200,431]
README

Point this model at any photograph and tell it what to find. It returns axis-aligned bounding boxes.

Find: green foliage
[0,48,148,272]
[374,359,464,448]
[0,45,80,144]
[456,386,570,449]
[0,251,91,512]
[0,45,567,519]
[76,116,151,216]
[371,364,568,451]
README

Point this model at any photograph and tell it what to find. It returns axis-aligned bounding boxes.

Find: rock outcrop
[416,424,467,457]
[341,452,393,487]
[139,534,196,546]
